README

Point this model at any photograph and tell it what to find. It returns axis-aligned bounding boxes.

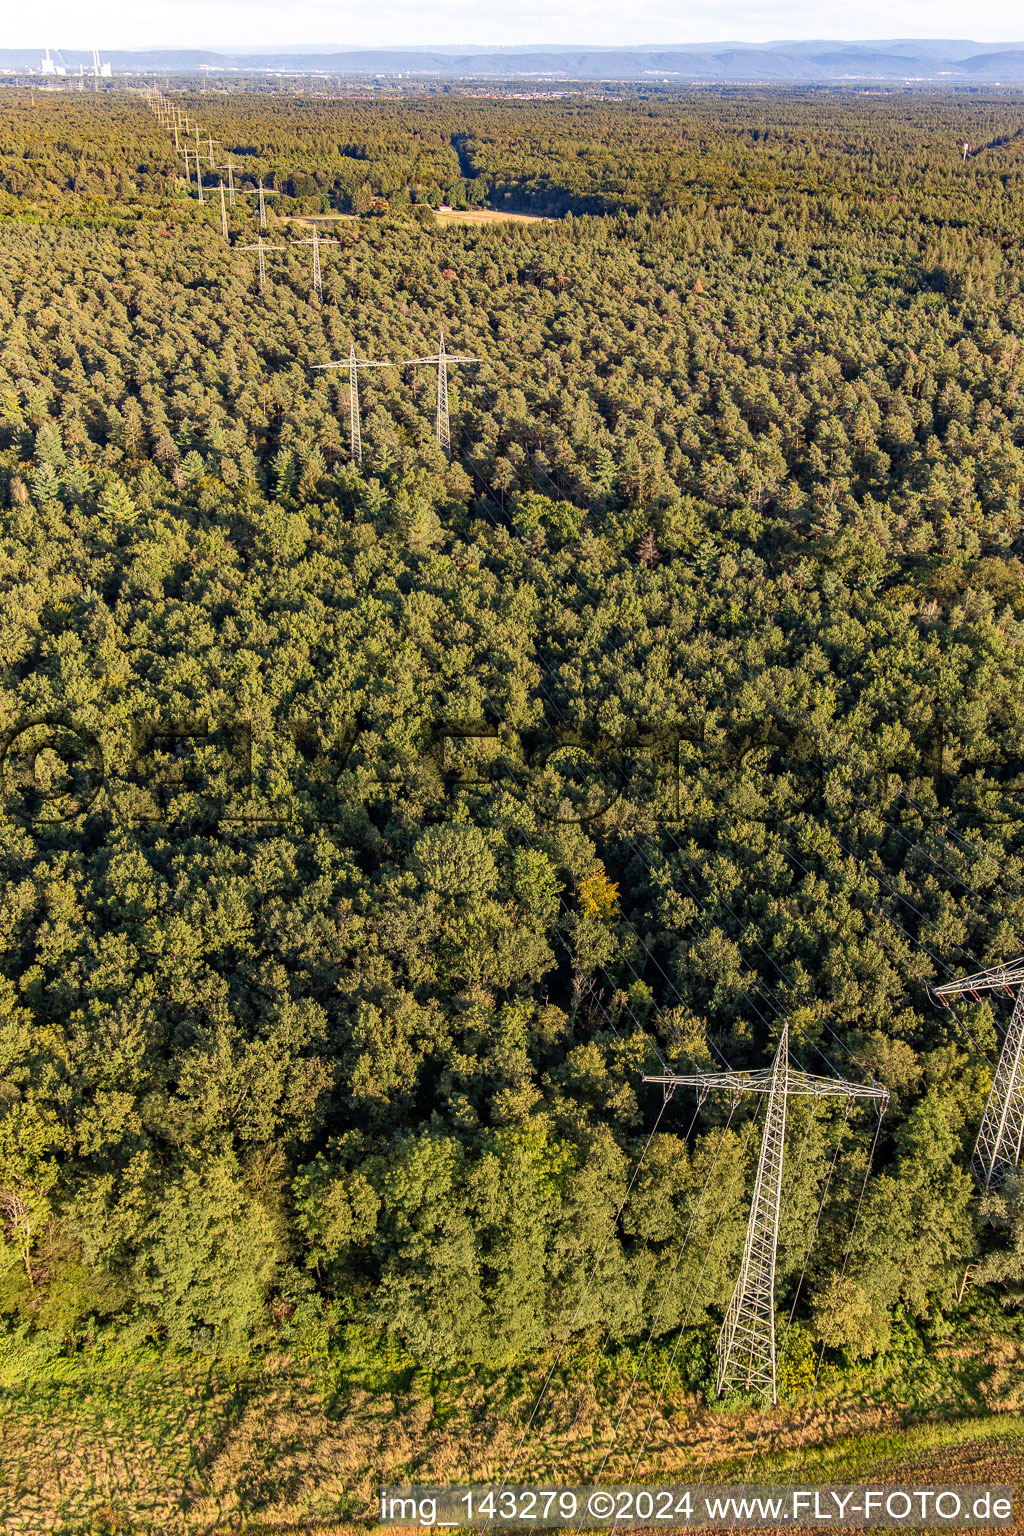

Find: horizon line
[17,36,1024,53]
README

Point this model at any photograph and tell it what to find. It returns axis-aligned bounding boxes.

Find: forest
[0,80,1023,1407]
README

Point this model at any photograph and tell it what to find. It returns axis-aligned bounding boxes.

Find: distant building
[41,48,65,75]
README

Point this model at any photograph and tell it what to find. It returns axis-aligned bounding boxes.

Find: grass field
[1,1320,1022,1534]
[432,209,547,225]
[286,209,546,228]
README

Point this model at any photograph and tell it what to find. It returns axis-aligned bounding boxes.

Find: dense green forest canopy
[1,83,1023,1374]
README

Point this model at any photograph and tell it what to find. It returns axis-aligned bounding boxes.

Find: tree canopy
[1,80,1023,1369]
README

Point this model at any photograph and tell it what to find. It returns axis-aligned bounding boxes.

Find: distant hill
[5,40,1024,82]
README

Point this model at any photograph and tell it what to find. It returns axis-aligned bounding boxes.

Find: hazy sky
[14,0,1024,51]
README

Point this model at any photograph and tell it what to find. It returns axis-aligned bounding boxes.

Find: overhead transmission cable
[609,1103,768,1503]
[511,448,876,1086]
[769,1107,887,1532]
[590,1096,819,1513]
[458,446,786,1052]
[479,1090,674,1536]
[734,1097,854,1492]
[560,1096,707,1446]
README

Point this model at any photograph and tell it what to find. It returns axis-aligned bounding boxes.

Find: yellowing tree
[578,869,620,922]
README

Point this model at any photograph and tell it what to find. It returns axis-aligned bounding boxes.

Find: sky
[11,0,1024,52]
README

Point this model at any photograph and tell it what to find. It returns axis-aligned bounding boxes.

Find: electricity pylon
[239,236,285,296]
[643,1022,888,1404]
[218,181,229,241]
[242,181,268,228]
[292,226,337,302]
[404,332,481,454]
[313,344,394,465]
[932,959,1024,1188]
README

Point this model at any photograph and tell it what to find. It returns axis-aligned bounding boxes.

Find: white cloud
[12,0,1024,52]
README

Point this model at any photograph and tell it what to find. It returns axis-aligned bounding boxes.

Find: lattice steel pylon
[239,236,285,296]
[644,1023,888,1404]
[293,226,337,303]
[242,181,268,228]
[190,145,204,205]
[404,332,481,454]
[313,344,394,464]
[932,958,1024,1188]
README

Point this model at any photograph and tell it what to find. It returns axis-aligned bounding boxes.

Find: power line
[312,343,395,465]
[456,444,787,1066]
[770,1107,886,1530]
[480,1092,674,1536]
[932,958,1024,1188]
[241,180,269,229]
[735,1098,853,1491]
[615,1104,767,1506]
[509,451,865,1083]
[561,1095,708,1449]
[643,1022,887,1405]
[405,332,481,455]
[292,225,338,303]
[238,236,285,297]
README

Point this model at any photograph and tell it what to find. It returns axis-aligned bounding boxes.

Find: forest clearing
[290,208,548,227]
[433,208,548,224]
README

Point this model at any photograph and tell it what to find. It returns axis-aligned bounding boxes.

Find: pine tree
[636,529,660,567]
